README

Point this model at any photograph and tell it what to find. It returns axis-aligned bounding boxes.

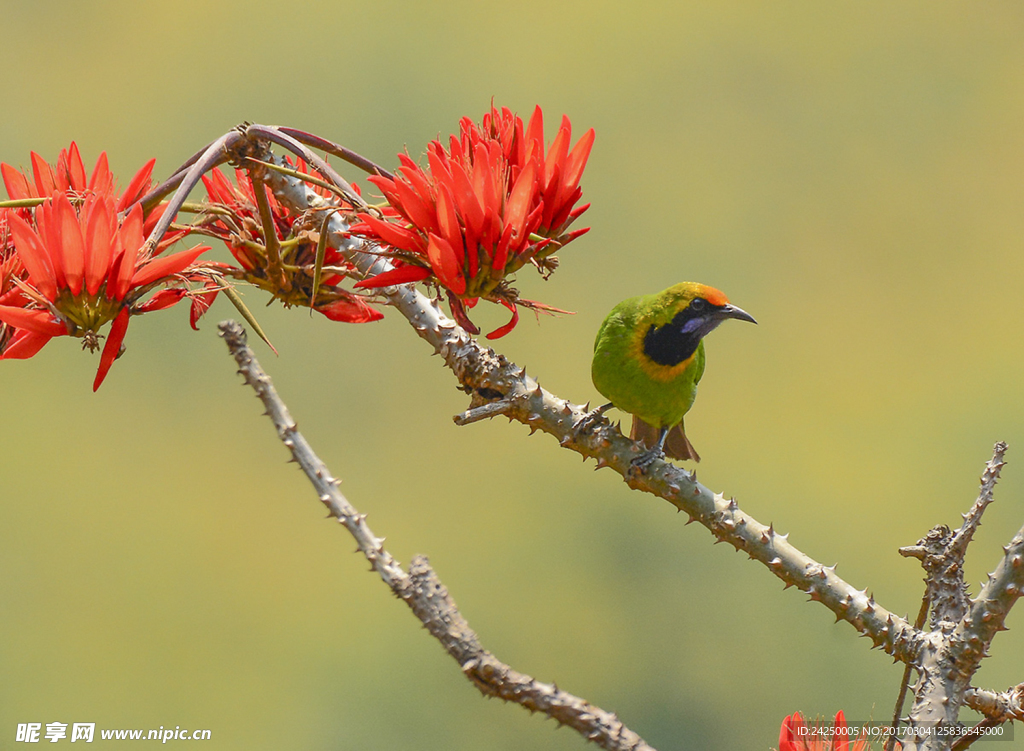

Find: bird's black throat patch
[643,310,702,367]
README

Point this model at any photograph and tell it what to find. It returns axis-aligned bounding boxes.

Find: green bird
[590,282,756,468]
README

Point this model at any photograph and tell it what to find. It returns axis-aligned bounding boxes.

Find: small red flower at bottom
[779,712,882,751]
[0,192,209,390]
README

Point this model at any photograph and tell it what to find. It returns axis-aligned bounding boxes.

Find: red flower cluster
[350,105,594,338]
[0,145,210,390]
[199,165,382,324]
[779,712,879,751]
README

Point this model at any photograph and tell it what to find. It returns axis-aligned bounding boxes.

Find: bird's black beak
[717,303,757,325]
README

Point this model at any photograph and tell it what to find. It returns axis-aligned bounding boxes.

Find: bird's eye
[690,298,707,312]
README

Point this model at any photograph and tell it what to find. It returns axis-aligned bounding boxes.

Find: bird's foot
[629,446,664,473]
[571,402,614,438]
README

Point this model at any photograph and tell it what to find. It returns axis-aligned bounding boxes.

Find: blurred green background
[2,1,1023,748]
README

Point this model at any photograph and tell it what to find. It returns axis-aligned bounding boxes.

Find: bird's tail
[630,417,701,463]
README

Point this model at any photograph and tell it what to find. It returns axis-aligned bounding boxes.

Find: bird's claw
[571,402,613,438]
[629,447,664,474]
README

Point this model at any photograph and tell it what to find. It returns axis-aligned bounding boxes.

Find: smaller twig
[244,124,368,209]
[139,129,244,255]
[453,398,516,425]
[949,442,1008,561]
[137,137,219,214]
[276,126,394,180]
[949,717,1004,751]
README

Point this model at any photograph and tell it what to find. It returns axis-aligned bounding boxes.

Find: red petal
[449,133,466,164]
[524,106,545,164]
[561,226,590,246]
[55,193,86,296]
[316,295,384,323]
[391,176,437,235]
[832,712,848,751]
[539,162,562,229]
[189,283,220,330]
[0,286,28,307]
[34,201,67,290]
[353,264,431,289]
[30,152,56,197]
[480,143,503,249]
[129,245,208,290]
[549,185,583,232]
[0,306,66,336]
[117,158,156,212]
[562,127,594,195]
[84,196,113,296]
[0,329,54,359]
[112,203,144,299]
[434,182,465,263]
[446,293,479,334]
[778,713,799,751]
[142,201,169,238]
[472,143,501,244]
[568,202,591,222]
[202,169,235,205]
[2,163,31,200]
[427,143,453,184]
[88,152,113,194]
[93,307,129,391]
[366,175,407,217]
[511,112,526,168]
[492,223,515,275]
[353,213,422,253]
[426,233,465,295]
[8,212,58,300]
[485,299,519,340]
[63,142,88,192]
[134,288,186,313]
[503,158,537,239]
[398,161,434,207]
[450,162,485,246]
[542,116,572,189]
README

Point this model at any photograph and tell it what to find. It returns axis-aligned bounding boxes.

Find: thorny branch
[247,132,927,663]
[218,320,656,751]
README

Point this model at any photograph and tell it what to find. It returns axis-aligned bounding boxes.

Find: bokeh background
[2,1,1023,748]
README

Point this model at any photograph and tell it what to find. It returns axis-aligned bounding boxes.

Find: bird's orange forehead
[692,283,729,307]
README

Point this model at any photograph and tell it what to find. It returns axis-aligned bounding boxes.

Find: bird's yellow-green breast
[591,282,732,429]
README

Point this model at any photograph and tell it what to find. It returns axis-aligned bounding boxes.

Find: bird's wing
[664,422,700,462]
[691,340,707,386]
